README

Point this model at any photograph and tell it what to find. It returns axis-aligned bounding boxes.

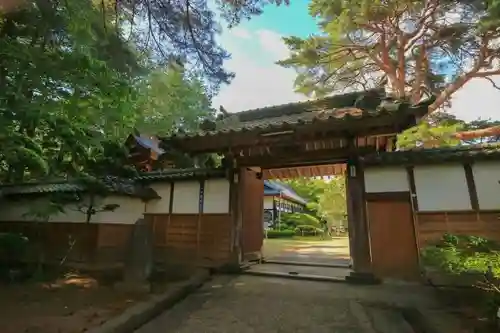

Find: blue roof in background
[133,135,165,155]
[264,180,308,205]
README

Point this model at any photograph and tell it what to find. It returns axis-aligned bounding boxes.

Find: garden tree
[278,0,500,140]
[0,0,292,181]
[283,176,347,226]
[283,178,328,203]
[0,0,225,182]
[0,0,141,182]
[317,177,346,227]
[135,67,215,137]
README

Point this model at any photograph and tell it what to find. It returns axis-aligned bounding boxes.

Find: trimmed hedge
[279,212,321,229]
[266,230,295,239]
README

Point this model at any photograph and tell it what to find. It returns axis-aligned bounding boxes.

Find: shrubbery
[295,225,324,236]
[421,233,500,326]
[278,212,321,230]
[421,233,500,277]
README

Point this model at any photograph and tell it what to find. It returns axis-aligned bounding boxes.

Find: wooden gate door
[240,169,264,260]
[367,195,420,281]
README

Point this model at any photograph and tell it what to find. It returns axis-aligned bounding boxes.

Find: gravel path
[135,274,447,333]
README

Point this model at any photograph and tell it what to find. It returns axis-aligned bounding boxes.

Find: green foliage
[279,212,321,229]
[421,234,500,277]
[294,225,324,236]
[134,68,215,137]
[283,176,347,228]
[397,112,500,149]
[266,229,295,239]
[397,119,464,149]
[317,177,346,225]
[283,178,327,204]
[0,0,224,184]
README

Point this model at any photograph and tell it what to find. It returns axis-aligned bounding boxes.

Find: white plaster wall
[172,181,200,214]
[414,164,471,211]
[472,161,500,210]
[263,196,274,210]
[146,183,171,214]
[203,179,230,213]
[0,195,145,224]
[364,167,409,193]
[0,197,83,222]
[91,196,145,224]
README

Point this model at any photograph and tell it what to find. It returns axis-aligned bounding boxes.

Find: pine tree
[278,0,500,140]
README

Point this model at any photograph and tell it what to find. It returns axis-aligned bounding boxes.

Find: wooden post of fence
[197,180,205,263]
[167,182,174,246]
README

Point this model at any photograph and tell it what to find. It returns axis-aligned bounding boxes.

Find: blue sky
[211,1,500,121]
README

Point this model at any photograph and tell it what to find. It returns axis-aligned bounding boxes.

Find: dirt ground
[0,273,152,333]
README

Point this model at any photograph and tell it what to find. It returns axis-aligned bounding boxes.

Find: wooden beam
[196,179,205,260]
[237,146,376,168]
[166,122,402,154]
[463,163,479,211]
[406,167,419,211]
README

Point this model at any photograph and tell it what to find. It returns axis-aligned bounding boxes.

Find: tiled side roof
[133,135,165,155]
[136,168,227,181]
[0,177,159,199]
[361,145,500,165]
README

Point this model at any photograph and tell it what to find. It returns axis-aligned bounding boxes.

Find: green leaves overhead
[135,68,214,137]
[0,0,218,183]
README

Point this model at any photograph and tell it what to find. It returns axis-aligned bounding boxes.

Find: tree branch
[429,36,492,112]
[484,76,500,90]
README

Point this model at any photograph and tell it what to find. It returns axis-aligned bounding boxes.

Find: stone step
[262,259,351,269]
[243,269,347,283]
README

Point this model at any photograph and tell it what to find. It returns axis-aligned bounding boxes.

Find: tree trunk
[452,126,500,141]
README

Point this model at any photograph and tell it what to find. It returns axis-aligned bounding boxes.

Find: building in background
[263,180,308,228]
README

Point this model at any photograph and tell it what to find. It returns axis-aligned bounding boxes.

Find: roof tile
[170,89,434,139]
[136,168,227,181]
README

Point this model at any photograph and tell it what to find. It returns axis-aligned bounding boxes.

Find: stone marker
[116,218,153,293]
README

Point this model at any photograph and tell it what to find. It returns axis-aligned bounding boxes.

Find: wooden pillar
[346,158,376,282]
[228,166,243,267]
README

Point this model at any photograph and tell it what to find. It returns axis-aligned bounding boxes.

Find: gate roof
[161,89,434,172]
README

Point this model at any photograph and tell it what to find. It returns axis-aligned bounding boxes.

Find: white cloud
[213,28,307,112]
[449,77,500,121]
[230,27,252,39]
[214,27,500,121]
